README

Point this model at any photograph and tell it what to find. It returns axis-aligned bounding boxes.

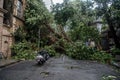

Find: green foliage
[43,38,67,57]
[111,47,120,55]
[11,42,36,60]
[52,0,99,42]
[69,25,100,42]
[13,27,26,42]
[65,41,93,60]
[94,0,120,25]
[12,0,54,59]
[65,41,113,63]
[52,3,75,26]
[13,50,35,60]
[13,0,53,44]
[25,0,53,25]
[69,0,99,42]
[44,45,57,57]
[12,0,115,62]
[94,0,120,48]
[91,51,113,63]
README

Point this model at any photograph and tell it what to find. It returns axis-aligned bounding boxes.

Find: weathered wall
[12,0,25,32]
[0,0,26,58]
[1,26,12,58]
[0,0,4,52]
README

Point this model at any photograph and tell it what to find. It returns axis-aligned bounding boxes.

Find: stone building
[0,0,26,59]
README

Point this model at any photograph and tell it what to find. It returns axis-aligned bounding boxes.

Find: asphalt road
[0,56,119,80]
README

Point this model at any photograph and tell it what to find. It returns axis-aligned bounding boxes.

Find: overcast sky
[43,0,63,11]
[52,0,63,4]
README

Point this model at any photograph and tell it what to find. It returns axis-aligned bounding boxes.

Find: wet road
[0,56,119,80]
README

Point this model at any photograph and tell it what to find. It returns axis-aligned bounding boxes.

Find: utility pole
[38,28,41,51]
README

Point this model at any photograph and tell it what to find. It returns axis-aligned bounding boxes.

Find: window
[3,0,10,26]
[17,0,23,18]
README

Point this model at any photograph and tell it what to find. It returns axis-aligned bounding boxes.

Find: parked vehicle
[35,50,50,64]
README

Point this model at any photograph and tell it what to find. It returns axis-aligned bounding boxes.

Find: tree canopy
[11,0,120,63]
[52,0,99,42]
[94,0,120,48]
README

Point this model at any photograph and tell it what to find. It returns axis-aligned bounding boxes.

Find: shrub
[65,41,113,63]
[65,41,94,60]
[44,45,57,57]
[111,47,120,55]
[13,50,35,60]
[11,42,36,60]
[91,51,113,63]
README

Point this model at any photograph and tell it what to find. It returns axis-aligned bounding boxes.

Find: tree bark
[105,13,120,48]
[44,23,72,43]
[58,25,72,42]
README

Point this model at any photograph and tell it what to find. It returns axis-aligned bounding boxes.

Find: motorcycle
[35,50,50,64]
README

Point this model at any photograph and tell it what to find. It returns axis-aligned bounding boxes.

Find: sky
[43,0,63,11]
[52,0,63,4]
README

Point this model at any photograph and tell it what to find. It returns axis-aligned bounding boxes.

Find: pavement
[0,56,119,80]
[0,59,20,68]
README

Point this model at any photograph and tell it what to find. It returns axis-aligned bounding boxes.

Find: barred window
[17,0,23,18]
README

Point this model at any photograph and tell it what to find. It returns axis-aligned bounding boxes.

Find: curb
[0,60,21,68]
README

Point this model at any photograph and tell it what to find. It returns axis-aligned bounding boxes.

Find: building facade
[0,0,26,59]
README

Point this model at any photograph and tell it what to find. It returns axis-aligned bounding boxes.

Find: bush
[111,47,120,55]
[65,41,113,63]
[65,41,94,60]
[13,50,35,60]
[11,42,36,60]
[91,51,113,63]
[44,38,67,57]
[44,45,58,57]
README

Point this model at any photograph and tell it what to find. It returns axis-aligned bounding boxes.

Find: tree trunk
[105,13,120,48]
[58,25,72,42]
[44,23,72,42]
